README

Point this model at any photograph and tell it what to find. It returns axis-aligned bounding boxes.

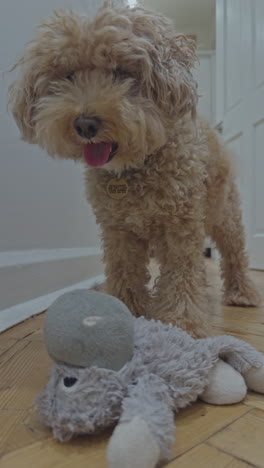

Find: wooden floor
[1,260,264,467]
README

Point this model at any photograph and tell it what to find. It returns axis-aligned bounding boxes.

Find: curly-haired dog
[9,2,261,337]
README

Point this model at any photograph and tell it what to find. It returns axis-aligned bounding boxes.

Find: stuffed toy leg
[201,335,264,404]
[201,358,264,404]
[199,336,264,405]
[107,374,175,468]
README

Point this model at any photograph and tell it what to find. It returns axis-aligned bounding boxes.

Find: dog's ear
[150,33,198,119]
[8,58,42,142]
[8,10,82,143]
[130,8,198,118]
[8,25,57,143]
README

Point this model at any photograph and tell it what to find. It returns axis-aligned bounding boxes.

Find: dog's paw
[224,280,262,307]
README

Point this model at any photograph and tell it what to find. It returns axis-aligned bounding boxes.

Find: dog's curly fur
[9,1,261,337]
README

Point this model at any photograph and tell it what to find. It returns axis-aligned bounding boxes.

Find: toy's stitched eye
[60,376,79,393]
[65,73,74,82]
[113,67,132,80]
[63,377,77,387]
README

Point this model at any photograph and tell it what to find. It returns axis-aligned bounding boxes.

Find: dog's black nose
[74,116,101,139]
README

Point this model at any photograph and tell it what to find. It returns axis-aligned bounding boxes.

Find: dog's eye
[113,67,132,81]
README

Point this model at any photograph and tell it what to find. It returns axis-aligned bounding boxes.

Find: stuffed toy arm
[107,373,175,468]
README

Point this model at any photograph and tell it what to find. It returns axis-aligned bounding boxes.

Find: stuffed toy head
[39,290,133,441]
[38,290,264,468]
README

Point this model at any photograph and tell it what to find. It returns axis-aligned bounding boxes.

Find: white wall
[177,24,215,50]
[0,0,107,330]
[142,0,216,50]
[215,0,264,269]
[0,0,105,252]
[195,52,215,123]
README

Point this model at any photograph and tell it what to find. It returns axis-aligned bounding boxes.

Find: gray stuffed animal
[38,290,264,468]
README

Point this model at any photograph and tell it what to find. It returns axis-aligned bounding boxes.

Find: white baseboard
[0,274,105,333]
[0,247,102,268]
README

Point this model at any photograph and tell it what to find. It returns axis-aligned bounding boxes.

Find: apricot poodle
[9,2,261,337]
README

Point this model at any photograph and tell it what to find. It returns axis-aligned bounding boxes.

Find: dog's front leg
[102,230,151,317]
[152,224,211,337]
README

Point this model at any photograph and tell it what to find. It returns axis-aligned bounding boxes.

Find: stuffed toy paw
[37,290,264,468]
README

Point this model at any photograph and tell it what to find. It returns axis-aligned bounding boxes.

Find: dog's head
[9,3,197,172]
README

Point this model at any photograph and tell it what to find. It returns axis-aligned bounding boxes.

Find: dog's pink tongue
[83,143,112,167]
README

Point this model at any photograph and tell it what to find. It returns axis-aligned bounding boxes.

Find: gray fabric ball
[44,290,134,370]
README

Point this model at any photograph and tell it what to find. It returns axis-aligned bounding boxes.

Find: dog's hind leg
[209,182,261,307]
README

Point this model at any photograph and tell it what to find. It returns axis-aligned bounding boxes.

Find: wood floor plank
[0,339,18,356]
[0,432,111,468]
[211,305,264,321]
[0,341,51,410]
[0,409,50,457]
[244,392,264,411]
[167,443,253,467]
[212,315,264,337]
[1,313,45,341]
[0,340,30,369]
[209,408,264,467]
[171,402,250,457]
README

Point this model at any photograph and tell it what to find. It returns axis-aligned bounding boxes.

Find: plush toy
[38,290,264,468]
